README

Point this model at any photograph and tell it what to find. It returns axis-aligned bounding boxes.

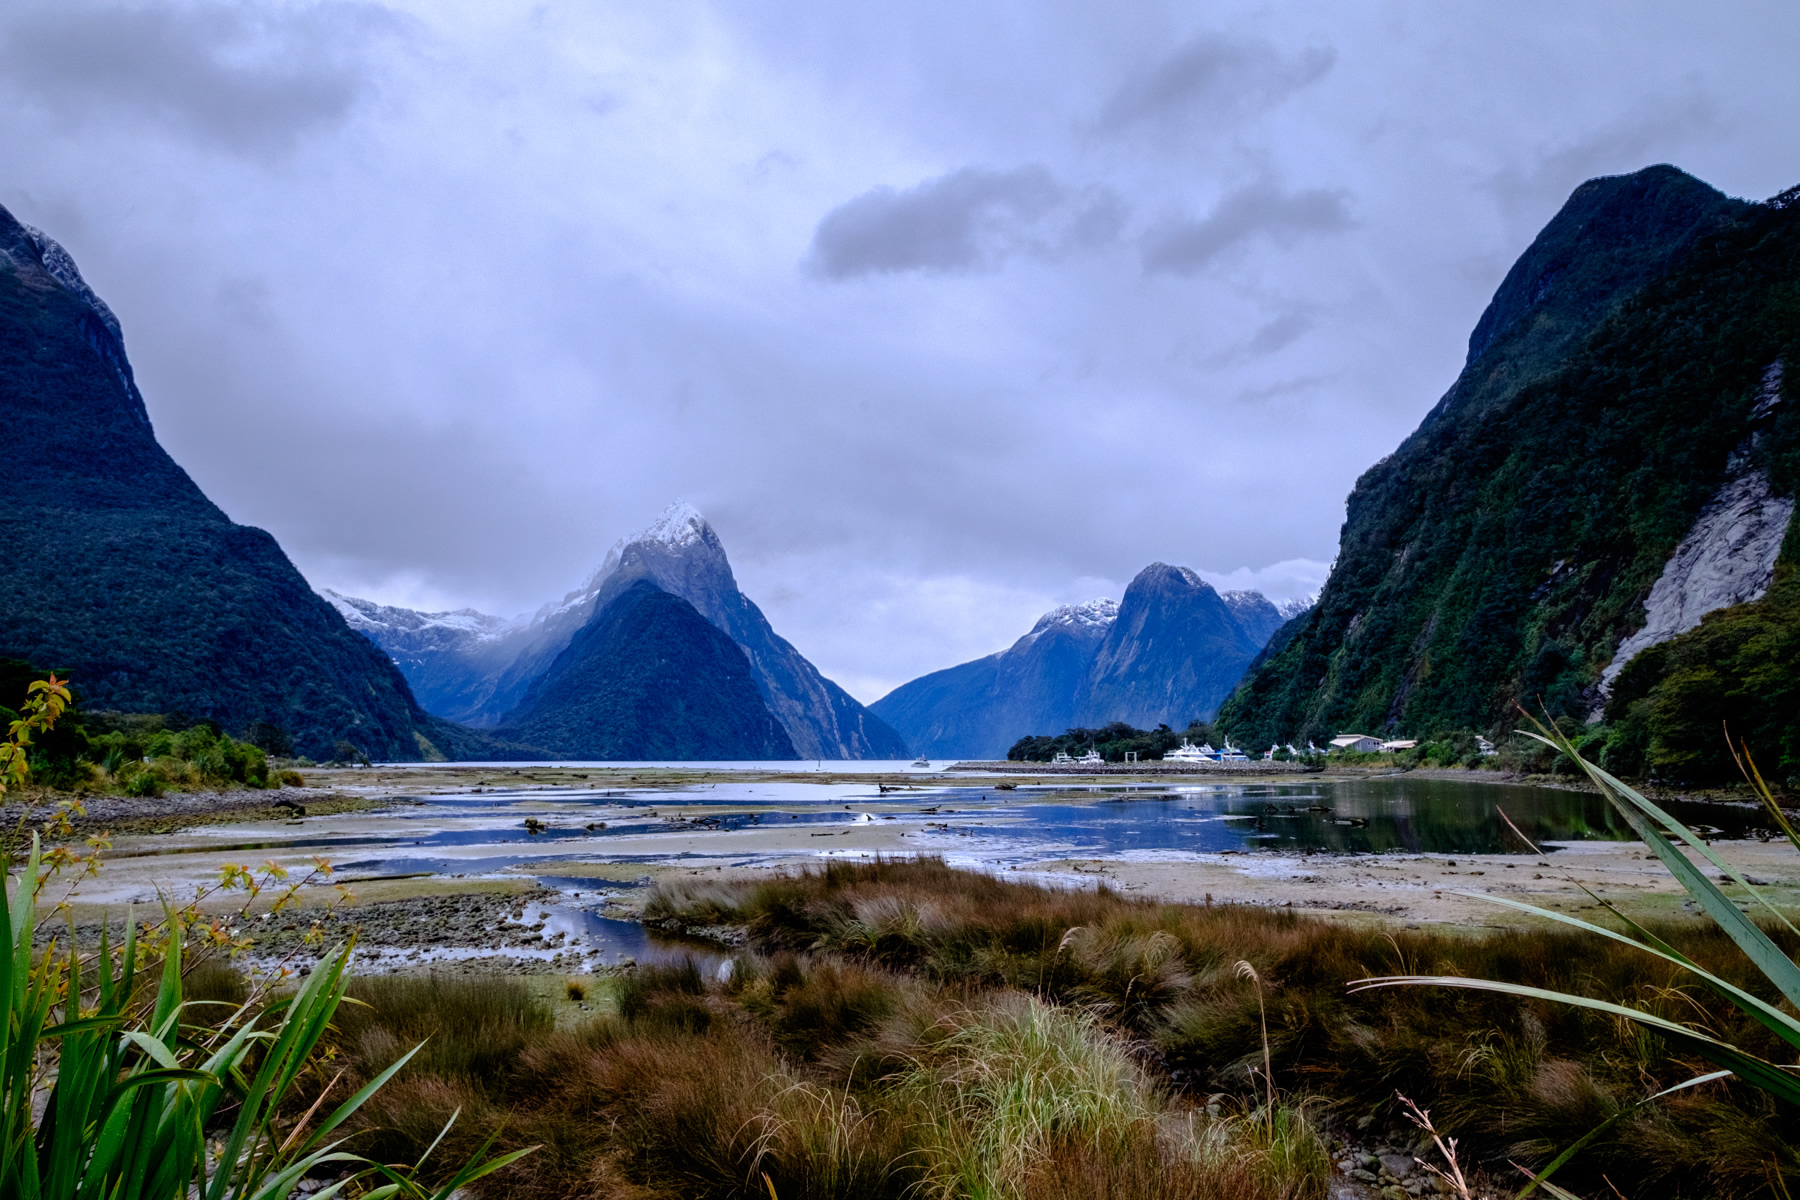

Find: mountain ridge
[873,567,1286,759]
[495,579,797,760]
[333,503,908,759]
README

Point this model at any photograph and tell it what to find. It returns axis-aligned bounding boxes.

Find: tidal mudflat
[57,762,1800,973]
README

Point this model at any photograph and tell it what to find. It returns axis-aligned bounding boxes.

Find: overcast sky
[4,2,1796,701]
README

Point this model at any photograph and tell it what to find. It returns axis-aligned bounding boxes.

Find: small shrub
[124,769,162,797]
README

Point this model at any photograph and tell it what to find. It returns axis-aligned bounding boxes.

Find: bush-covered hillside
[1222,167,1800,770]
[0,206,460,761]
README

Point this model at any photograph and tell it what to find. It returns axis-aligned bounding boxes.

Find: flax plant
[0,676,533,1199]
[1355,716,1800,1198]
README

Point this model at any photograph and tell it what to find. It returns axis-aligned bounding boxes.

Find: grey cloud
[1095,34,1334,133]
[808,165,1124,279]
[0,2,400,155]
[1141,182,1351,276]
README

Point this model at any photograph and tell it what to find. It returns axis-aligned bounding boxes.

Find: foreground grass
[323,859,1800,1198]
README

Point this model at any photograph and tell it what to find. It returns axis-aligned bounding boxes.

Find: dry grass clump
[322,945,1327,1200]
[647,857,1800,1198]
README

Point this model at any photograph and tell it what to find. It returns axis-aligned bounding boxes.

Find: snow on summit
[632,500,712,549]
[1026,598,1118,639]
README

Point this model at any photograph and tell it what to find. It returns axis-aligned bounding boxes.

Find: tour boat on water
[1164,740,1212,764]
[910,755,931,767]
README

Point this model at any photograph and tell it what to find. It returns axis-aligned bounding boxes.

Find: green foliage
[0,664,531,1198]
[0,841,532,1199]
[1008,720,1225,763]
[91,720,272,791]
[1392,730,1495,770]
[1,663,291,794]
[0,671,71,800]
[1222,171,1800,750]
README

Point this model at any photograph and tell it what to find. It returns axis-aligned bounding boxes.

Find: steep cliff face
[871,599,1117,759]
[1595,364,1795,701]
[496,580,796,760]
[1220,166,1800,750]
[0,205,453,760]
[1079,565,1264,729]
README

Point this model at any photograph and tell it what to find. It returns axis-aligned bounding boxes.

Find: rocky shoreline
[2,786,385,840]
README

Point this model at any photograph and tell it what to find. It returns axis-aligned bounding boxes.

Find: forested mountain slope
[496,580,796,760]
[0,205,466,761]
[1220,166,1800,781]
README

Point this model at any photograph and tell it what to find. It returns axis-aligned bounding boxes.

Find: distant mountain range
[1219,164,1800,784]
[871,566,1303,759]
[0,203,487,762]
[329,503,908,760]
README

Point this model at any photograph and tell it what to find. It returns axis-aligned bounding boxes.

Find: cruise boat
[1219,740,1249,763]
[910,755,931,768]
[1077,749,1104,766]
[1051,751,1075,765]
[1164,740,1212,764]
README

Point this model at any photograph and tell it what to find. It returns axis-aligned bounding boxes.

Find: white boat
[1219,740,1249,763]
[1051,751,1075,765]
[910,755,931,768]
[1164,740,1212,764]
[1077,749,1104,766]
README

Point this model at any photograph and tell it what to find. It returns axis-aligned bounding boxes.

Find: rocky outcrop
[1597,362,1795,700]
[1597,470,1792,696]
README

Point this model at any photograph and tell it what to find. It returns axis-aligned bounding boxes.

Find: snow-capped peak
[1027,598,1118,638]
[631,500,712,550]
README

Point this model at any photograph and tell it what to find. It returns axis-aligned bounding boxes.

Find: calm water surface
[111,772,1758,967]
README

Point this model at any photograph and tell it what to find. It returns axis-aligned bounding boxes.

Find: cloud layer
[809,165,1122,277]
[1,1,1794,700]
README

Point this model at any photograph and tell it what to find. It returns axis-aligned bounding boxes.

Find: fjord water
[301,773,1754,884]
